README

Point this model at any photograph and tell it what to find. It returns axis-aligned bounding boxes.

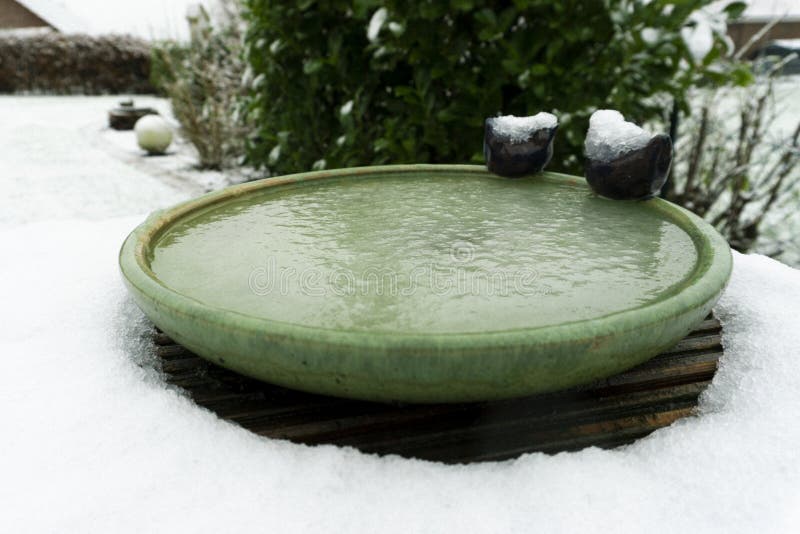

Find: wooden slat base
[152,316,722,463]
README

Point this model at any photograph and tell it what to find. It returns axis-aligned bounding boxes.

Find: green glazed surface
[119,165,732,403]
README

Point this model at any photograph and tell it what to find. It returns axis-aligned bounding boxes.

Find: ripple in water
[150,175,698,333]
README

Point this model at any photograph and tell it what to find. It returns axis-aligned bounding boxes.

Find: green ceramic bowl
[119,164,731,403]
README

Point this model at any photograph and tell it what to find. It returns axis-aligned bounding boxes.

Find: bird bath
[120,164,731,403]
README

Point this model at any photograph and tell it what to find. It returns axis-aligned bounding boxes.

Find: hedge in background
[244,0,750,175]
[0,31,153,94]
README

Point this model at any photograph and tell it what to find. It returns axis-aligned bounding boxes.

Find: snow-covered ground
[0,95,247,228]
[1,96,800,532]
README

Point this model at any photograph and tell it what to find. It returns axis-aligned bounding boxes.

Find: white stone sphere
[134,115,173,154]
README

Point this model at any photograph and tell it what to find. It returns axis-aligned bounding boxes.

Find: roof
[38,0,217,41]
[9,0,212,40]
[14,0,87,33]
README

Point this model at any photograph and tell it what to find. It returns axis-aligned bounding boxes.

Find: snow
[340,99,354,116]
[741,0,800,20]
[0,95,248,227]
[269,144,281,164]
[2,95,800,532]
[707,0,800,21]
[585,109,653,161]
[0,96,183,225]
[367,7,388,42]
[388,21,404,36]
[681,7,729,62]
[487,113,558,143]
[0,26,54,37]
[640,27,660,46]
[682,13,715,61]
[22,0,221,41]
[16,0,87,33]
[772,39,800,49]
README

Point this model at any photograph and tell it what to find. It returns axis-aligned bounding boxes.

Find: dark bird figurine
[484,113,558,177]
[584,110,673,200]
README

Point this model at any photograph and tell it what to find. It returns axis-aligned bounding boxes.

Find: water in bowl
[150,174,697,334]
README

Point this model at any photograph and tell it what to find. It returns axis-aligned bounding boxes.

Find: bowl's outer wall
[119,165,732,403]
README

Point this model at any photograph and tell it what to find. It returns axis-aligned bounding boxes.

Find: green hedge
[244,0,749,175]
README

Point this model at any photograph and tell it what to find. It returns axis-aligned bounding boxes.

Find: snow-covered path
[0,96,195,227]
[1,97,799,533]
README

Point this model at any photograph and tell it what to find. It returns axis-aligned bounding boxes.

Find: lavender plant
[151,2,251,170]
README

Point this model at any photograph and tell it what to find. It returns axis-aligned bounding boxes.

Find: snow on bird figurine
[484,113,558,177]
[584,110,672,200]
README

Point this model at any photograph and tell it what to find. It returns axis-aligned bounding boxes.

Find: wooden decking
[153,316,722,463]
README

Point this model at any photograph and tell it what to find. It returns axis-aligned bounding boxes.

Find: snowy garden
[2,1,800,532]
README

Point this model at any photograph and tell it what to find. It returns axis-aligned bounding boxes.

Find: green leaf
[474,8,497,27]
[529,63,548,76]
[730,64,755,86]
[302,59,323,74]
[450,0,474,11]
[723,1,748,20]
[297,0,316,11]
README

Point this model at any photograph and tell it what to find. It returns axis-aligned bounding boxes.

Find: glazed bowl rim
[119,164,732,352]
